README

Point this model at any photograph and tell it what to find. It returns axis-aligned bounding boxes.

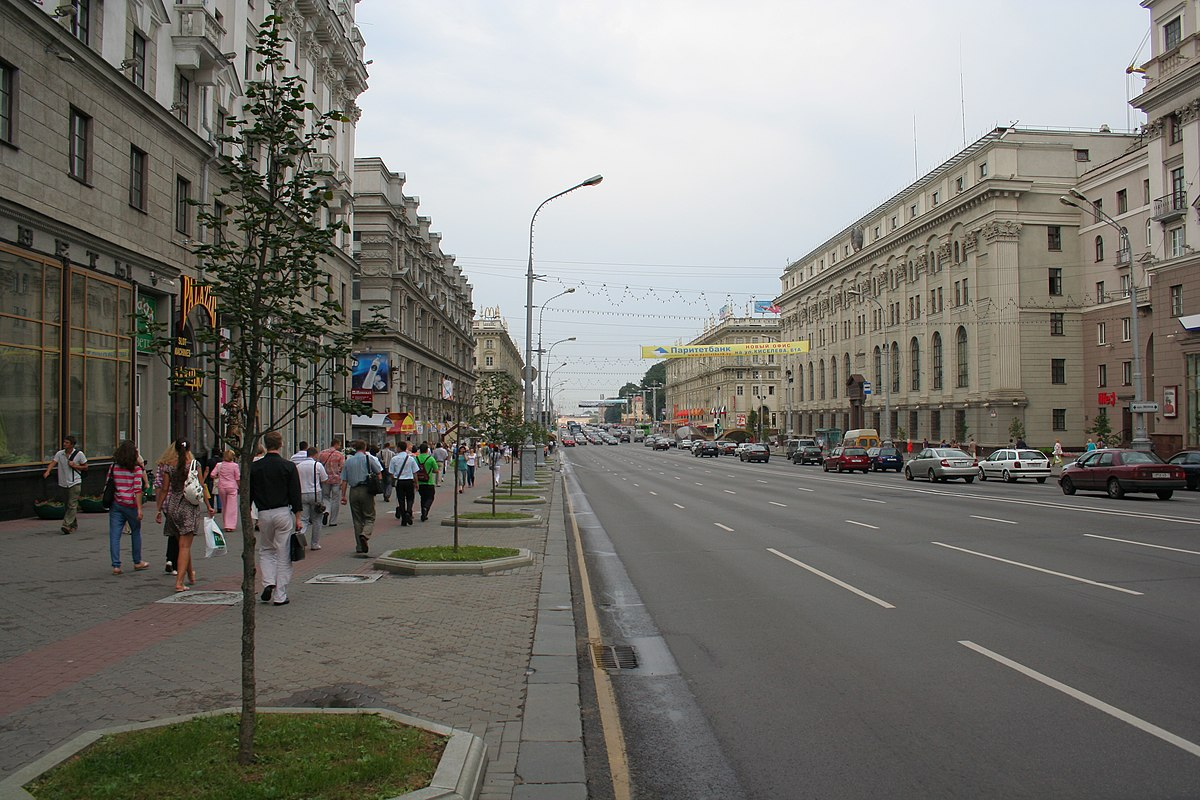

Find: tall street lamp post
[1061,190,1150,451]
[536,289,575,427]
[544,361,568,428]
[524,175,602,481]
[542,340,574,426]
[847,289,891,442]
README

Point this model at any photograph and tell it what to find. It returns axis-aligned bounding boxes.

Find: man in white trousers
[252,430,303,607]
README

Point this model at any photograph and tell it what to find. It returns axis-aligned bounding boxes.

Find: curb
[373,548,535,576]
[473,496,546,505]
[440,515,542,528]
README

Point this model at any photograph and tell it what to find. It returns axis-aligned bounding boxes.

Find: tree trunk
[236,468,257,764]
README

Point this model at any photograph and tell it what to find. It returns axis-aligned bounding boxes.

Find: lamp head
[1059,196,1081,208]
[566,287,576,293]
[582,175,603,187]
[1068,188,1089,202]
[568,336,577,341]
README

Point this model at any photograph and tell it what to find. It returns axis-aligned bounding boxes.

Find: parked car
[1166,450,1200,490]
[739,443,770,463]
[791,444,823,465]
[1059,449,1186,499]
[694,441,719,457]
[715,440,738,455]
[978,448,1051,483]
[823,446,871,473]
[653,438,672,451]
[867,446,903,472]
[904,448,977,483]
[784,438,817,459]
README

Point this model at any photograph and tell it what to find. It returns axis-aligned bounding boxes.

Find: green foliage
[471,373,524,448]
[1088,409,1113,442]
[389,546,519,562]
[1008,417,1025,442]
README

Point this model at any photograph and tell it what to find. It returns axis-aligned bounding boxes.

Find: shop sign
[173,366,204,391]
[350,388,373,403]
[135,295,157,353]
[180,275,216,326]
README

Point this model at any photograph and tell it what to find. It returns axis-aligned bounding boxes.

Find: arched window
[819,359,826,401]
[843,353,851,388]
[891,341,901,394]
[831,358,838,399]
[808,363,815,400]
[954,241,960,263]
[1095,235,1104,263]
[956,326,969,388]
[910,337,921,391]
[874,346,882,388]
[931,332,943,390]
[797,364,805,402]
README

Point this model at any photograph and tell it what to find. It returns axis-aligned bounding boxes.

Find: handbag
[203,516,227,558]
[183,461,205,506]
[289,531,307,561]
[101,466,117,510]
[310,461,326,513]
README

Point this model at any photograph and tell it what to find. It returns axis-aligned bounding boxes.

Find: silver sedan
[904,448,978,483]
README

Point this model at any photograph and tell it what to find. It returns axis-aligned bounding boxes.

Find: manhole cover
[590,643,639,671]
[156,590,242,605]
[305,573,383,585]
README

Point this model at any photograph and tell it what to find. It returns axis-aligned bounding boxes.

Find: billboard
[753,300,781,314]
[352,353,389,392]
[641,341,808,359]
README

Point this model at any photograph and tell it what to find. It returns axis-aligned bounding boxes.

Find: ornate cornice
[979,220,1021,243]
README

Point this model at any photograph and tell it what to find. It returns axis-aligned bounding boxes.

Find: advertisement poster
[1164,386,1178,418]
[352,353,389,393]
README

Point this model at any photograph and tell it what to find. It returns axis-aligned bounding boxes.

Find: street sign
[1130,402,1159,413]
[863,381,873,395]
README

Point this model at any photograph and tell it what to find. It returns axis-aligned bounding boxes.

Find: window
[484,339,494,349]
[1095,235,1104,262]
[932,191,940,206]
[955,327,968,388]
[874,346,882,388]
[175,175,191,235]
[891,344,901,393]
[931,332,943,389]
[910,203,918,218]
[930,410,941,440]
[175,74,191,125]
[1120,273,1132,298]
[1171,166,1186,203]
[979,163,988,178]
[831,360,838,399]
[1052,409,1066,431]
[71,0,91,44]
[1121,316,1131,342]
[1051,359,1066,385]
[1096,281,1106,302]
[128,146,146,211]
[955,176,964,192]
[1074,149,1090,162]
[212,200,226,244]
[1143,178,1151,205]
[1171,284,1183,316]
[68,107,90,182]
[484,355,493,367]
[1122,360,1132,386]
[1097,321,1107,345]
[1098,364,1107,387]
[1048,268,1063,296]
[1047,226,1061,251]
[819,361,826,400]
[962,278,969,304]
[1147,218,1153,248]
[0,61,14,145]
[910,338,920,391]
[891,215,898,229]
[873,225,880,239]
[1165,16,1182,50]
[954,241,961,262]
[1050,312,1064,336]
[131,33,147,90]
[1169,226,1185,257]
[767,385,775,396]
[736,384,744,396]
[1116,189,1128,213]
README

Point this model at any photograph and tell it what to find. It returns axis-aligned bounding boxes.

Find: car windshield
[1121,451,1164,465]
[934,449,971,459]
[844,448,867,455]
[878,448,898,456]
[1017,450,1045,460]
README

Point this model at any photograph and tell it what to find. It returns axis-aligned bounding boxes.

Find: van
[842,428,881,449]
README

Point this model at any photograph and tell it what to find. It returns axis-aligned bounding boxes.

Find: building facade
[663,317,782,440]
[351,158,475,445]
[0,0,366,516]
[472,309,527,412]
[775,128,1137,449]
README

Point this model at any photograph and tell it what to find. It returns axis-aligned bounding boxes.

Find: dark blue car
[868,446,903,472]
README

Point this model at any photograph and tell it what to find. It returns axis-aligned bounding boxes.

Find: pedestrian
[968,436,977,458]
[340,440,382,555]
[456,445,468,493]
[379,440,395,502]
[316,437,345,527]
[491,444,503,487]
[209,449,241,533]
[290,440,310,463]
[433,441,449,485]
[415,442,439,521]
[390,441,418,525]
[1052,439,1064,466]
[156,438,208,593]
[201,445,221,510]
[43,435,88,535]
[295,446,328,549]
[106,440,149,575]
[153,443,180,574]
[922,437,929,451]
[1085,437,1097,452]
[465,447,476,487]
[1015,435,1028,449]
[252,430,303,607]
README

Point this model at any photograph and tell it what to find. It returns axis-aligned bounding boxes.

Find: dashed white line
[960,641,1200,758]
[649,491,658,496]
[724,490,737,495]
[861,498,887,504]
[1083,534,1200,556]
[695,482,704,486]
[769,501,787,507]
[768,548,895,609]
[673,503,685,509]
[846,520,879,530]
[714,523,734,532]
[970,514,1017,525]
[796,487,814,492]
[757,480,769,484]
[931,542,1143,595]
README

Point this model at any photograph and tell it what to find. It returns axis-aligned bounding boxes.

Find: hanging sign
[641,341,808,359]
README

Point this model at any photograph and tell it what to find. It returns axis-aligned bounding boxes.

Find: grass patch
[454,511,533,520]
[26,712,444,800]
[389,545,520,562]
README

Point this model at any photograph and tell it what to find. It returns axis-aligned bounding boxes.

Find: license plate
[953,460,970,467]
[1152,472,1169,479]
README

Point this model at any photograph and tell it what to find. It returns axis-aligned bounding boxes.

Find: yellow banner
[640,341,809,359]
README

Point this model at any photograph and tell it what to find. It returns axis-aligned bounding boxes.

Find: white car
[978,448,1051,483]
[679,439,693,450]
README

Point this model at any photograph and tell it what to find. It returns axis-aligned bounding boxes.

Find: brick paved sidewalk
[0,473,560,800]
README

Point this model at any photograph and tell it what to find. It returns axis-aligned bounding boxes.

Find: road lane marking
[970,514,1017,525]
[796,487,814,492]
[714,523,734,532]
[649,491,658,496]
[632,483,639,487]
[769,501,787,507]
[768,548,895,609]
[673,503,685,509]
[1083,534,1200,556]
[695,482,704,486]
[674,476,680,480]
[724,490,737,494]
[757,480,769,484]
[861,498,887,504]
[931,542,1143,595]
[846,520,879,530]
[960,641,1200,759]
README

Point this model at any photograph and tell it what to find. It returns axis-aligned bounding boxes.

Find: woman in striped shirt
[108,440,149,575]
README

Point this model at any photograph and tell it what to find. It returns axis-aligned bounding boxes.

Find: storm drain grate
[591,643,639,671]
[305,573,384,585]
[156,590,241,605]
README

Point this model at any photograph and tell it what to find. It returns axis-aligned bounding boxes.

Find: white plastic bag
[203,516,227,558]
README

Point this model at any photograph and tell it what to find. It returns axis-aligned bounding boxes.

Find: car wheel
[837,464,844,473]
[1060,477,1076,495]
[964,476,974,484]
[1003,469,1016,483]
[1156,489,1174,500]
[928,468,939,483]
[978,467,987,481]
[1107,478,1125,499]
[1036,477,1047,484]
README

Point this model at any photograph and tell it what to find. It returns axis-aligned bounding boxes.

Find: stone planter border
[374,547,534,576]
[440,514,542,528]
[473,496,546,505]
[0,706,486,800]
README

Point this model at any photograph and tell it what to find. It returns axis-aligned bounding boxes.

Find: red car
[822,446,870,474]
[560,436,576,447]
[1059,448,1187,500]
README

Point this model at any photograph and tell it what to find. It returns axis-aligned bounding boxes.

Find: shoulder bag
[183,460,205,506]
[364,455,382,495]
[289,530,307,561]
[311,461,326,513]
[101,466,117,510]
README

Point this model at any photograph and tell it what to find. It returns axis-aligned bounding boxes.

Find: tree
[471,373,525,508]
[1089,409,1113,445]
[150,16,364,765]
[641,362,666,421]
[1008,417,1026,443]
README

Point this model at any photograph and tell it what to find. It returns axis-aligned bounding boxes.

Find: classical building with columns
[775,128,1137,449]
[472,309,527,414]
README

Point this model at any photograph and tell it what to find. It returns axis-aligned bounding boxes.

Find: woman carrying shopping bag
[209,449,241,533]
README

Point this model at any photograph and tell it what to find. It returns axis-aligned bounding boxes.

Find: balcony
[173,4,226,73]
[1153,190,1187,223]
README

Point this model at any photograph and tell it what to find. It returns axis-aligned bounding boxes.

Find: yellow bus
[842,428,881,449]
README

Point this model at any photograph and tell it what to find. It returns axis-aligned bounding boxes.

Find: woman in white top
[465,449,476,487]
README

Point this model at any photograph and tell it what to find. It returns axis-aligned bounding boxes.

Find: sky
[353,1,1151,415]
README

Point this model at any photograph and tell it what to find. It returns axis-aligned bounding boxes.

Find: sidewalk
[0,464,585,800]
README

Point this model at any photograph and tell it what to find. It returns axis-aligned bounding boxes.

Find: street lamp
[536,289,576,426]
[1060,190,1150,451]
[540,336,576,427]
[847,289,891,442]
[544,361,568,427]
[524,175,602,481]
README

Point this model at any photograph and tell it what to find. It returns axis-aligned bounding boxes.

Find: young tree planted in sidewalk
[471,373,524,515]
[149,16,370,765]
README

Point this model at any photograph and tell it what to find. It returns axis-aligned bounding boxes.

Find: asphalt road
[563,443,1200,800]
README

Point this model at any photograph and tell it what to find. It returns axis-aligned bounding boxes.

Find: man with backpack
[43,435,88,535]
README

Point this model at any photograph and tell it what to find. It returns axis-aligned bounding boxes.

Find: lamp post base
[520,438,536,484]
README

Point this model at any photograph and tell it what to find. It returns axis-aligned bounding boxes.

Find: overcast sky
[354,1,1151,415]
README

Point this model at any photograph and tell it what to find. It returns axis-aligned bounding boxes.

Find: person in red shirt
[316,438,346,526]
[107,440,149,575]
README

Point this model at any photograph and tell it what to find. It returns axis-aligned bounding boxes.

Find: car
[643,436,658,447]
[784,438,815,459]
[679,439,693,451]
[739,443,770,463]
[619,432,631,442]
[560,436,576,447]
[822,446,870,473]
[633,432,645,442]
[791,444,823,465]
[978,448,1051,483]
[1166,450,1200,490]
[715,440,738,455]
[904,448,977,482]
[694,441,719,457]
[653,438,672,451]
[1059,449,1186,499]
[867,446,903,472]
